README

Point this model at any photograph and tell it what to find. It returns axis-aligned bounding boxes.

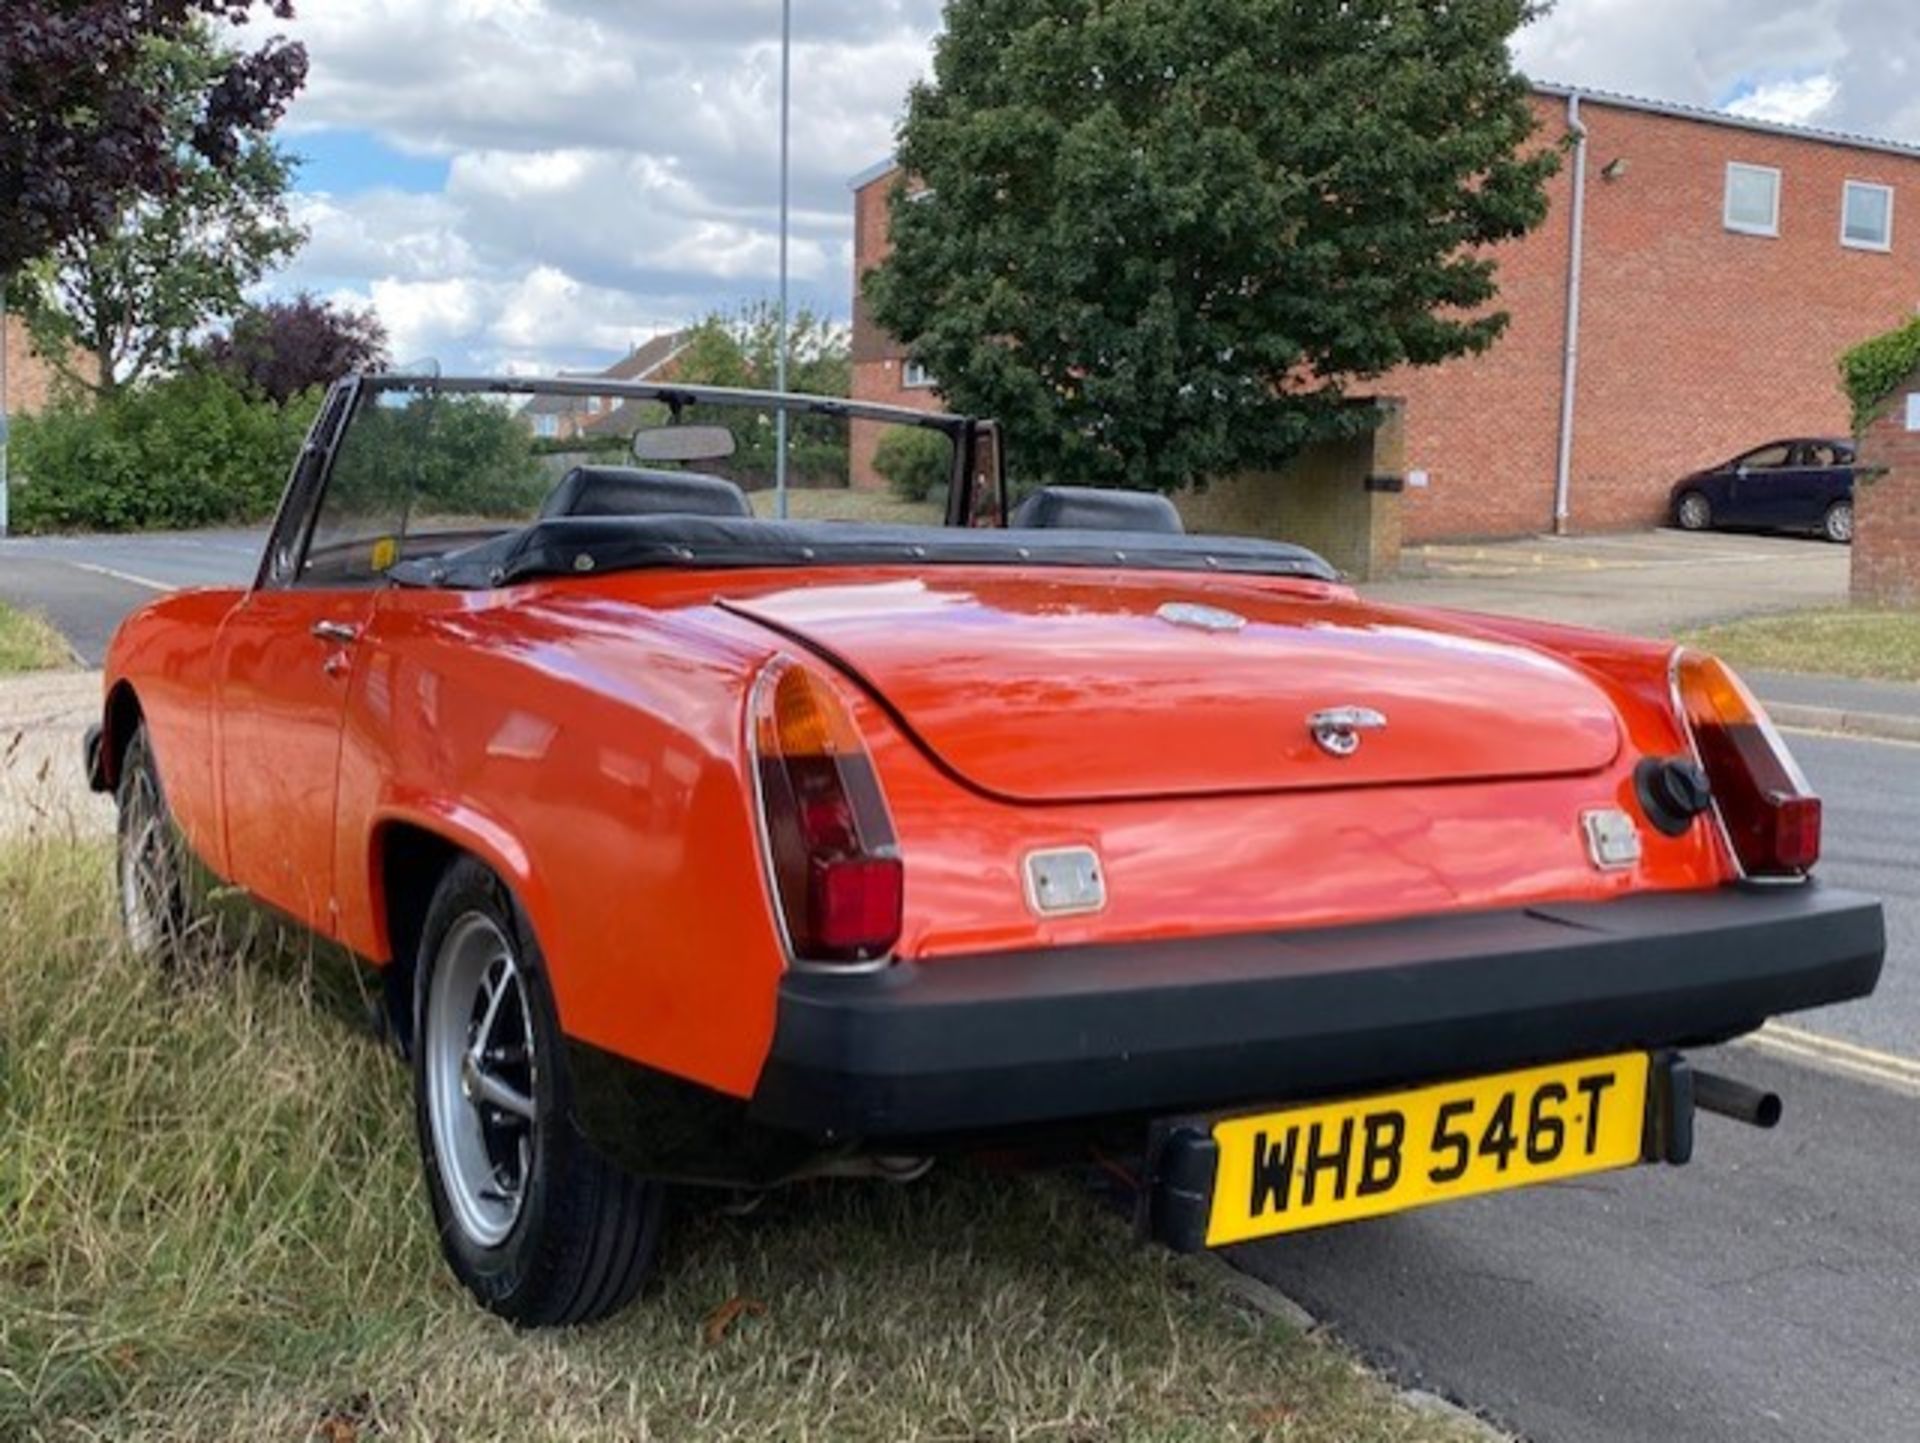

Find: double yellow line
[1742,1022,1920,1097]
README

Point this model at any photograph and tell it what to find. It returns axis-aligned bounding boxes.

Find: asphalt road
[0,529,263,663]
[1231,727,1919,1443]
[4,528,1916,1441]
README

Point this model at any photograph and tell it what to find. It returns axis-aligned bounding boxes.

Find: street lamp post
[774,0,791,521]
[0,286,11,538]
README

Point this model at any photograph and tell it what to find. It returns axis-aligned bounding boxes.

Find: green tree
[865,0,1559,493]
[674,301,850,398]
[9,26,304,398]
[673,302,852,486]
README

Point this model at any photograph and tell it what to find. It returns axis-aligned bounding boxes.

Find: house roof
[1533,83,1920,161]
[522,331,689,417]
[846,84,1920,192]
[848,156,899,192]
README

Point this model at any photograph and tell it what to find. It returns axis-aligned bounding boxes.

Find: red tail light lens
[751,660,903,963]
[1674,652,1821,876]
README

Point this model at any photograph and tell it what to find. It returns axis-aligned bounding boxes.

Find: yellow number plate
[1205,1052,1651,1246]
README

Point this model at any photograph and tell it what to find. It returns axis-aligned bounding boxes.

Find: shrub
[10,373,321,533]
[873,426,953,503]
[1840,316,1920,434]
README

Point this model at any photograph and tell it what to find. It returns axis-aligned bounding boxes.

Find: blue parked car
[1669,438,1857,544]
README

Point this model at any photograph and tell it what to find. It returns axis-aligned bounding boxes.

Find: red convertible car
[88,376,1883,1326]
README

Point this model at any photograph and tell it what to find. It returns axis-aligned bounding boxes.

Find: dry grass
[1680,609,1920,683]
[0,605,71,673]
[0,841,1480,1442]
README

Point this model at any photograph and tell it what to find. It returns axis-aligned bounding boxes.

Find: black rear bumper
[749,883,1883,1142]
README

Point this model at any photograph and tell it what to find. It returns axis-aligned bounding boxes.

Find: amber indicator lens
[752,662,903,962]
[1676,652,1820,875]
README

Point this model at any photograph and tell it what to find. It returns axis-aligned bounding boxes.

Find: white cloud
[246,0,1920,373]
[1727,74,1843,126]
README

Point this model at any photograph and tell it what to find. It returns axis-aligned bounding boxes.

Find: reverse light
[1674,651,1821,877]
[750,659,903,964]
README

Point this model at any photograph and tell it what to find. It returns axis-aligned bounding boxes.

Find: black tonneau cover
[393,515,1340,589]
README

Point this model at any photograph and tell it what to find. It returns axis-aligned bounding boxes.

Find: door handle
[311,620,361,645]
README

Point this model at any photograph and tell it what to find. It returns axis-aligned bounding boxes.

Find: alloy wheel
[118,760,179,958]
[1826,502,1854,544]
[1678,493,1711,531]
[425,912,540,1248]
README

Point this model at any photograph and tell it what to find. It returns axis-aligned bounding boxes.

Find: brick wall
[1396,94,1920,541]
[1852,379,1920,607]
[2,312,69,417]
[851,93,1920,543]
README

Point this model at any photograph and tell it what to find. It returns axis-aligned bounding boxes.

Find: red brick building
[850,85,1920,541]
[1,311,74,418]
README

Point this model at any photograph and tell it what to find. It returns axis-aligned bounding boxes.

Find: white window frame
[1724,162,1782,238]
[1841,180,1895,253]
[901,359,935,389]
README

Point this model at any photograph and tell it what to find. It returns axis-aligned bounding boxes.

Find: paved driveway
[1364,529,1850,636]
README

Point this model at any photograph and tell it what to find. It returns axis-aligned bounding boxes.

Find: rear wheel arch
[370,821,466,1054]
[369,816,553,1053]
[99,681,146,792]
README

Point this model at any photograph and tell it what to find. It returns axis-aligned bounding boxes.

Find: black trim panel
[749,884,1883,1141]
[83,724,109,793]
[396,515,1338,590]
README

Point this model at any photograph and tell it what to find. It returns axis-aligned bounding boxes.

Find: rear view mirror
[632,425,737,464]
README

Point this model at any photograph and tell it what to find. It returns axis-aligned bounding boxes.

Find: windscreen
[298,381,971,586]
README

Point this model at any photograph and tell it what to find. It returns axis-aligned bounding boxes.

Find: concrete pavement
[1363,529,1851,637]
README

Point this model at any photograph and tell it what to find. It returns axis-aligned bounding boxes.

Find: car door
[1722,442,1795,527]
[1799,442,1852,522]
[1766,443,1831,529]
[215,382,407,935]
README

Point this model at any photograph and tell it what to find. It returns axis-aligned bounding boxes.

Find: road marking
[1779,725,1920,751]
[1740,1022,1920,1097]
[68,561,174,592]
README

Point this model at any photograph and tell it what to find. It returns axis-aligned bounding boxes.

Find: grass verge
[0,841,1476,1442]
[749,487,944,526]
[1679,609,1920,683]
[0,604,70,673]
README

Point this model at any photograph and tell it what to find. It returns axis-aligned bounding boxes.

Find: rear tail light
[1673,651,1821,876]
[750,659,903,964]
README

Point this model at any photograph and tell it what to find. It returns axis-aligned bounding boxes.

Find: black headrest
[540,465,751,521]
[1010,485,1185,535]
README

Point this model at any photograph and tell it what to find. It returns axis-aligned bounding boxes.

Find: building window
[1842,180,1894,251]
[902,359,935,389]
[534,414,559,439]
[1724,162,1781,237]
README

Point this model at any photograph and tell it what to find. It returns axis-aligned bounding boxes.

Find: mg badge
[1156,601,1247,633]
[1309,706,1388,758]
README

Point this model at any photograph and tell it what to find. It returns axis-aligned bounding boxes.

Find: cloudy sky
[249,0,1920,374]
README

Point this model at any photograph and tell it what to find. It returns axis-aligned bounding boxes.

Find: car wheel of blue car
[1676,491,1713,531]
[413,856,665,1326]
[1824,501,1854,545]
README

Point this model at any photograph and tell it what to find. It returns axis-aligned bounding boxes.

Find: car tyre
[115,723,202,967]
[413,856,664,1327]
[1823,500,1854,545]
[1675,491,1713,532]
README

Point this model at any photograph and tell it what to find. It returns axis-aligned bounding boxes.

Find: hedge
[9,374,322,533]
[873,426,953,503]
[1840,316,1920,434]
